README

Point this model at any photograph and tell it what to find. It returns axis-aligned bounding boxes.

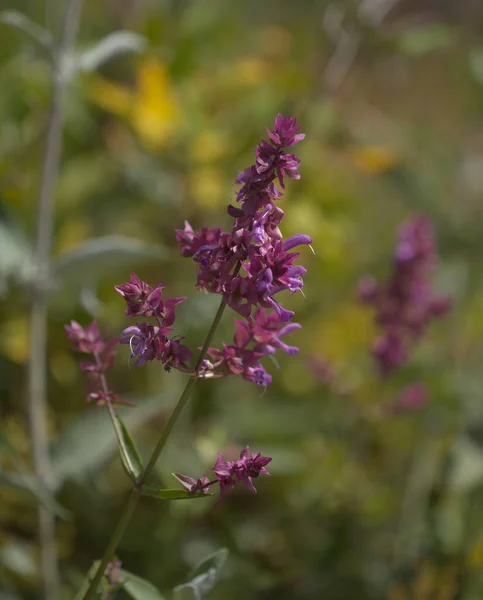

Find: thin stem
[83,489,141,600]
[95,353,133,473]
[141,293,231,483]
[27,2,82,599]
[83,264,239,600]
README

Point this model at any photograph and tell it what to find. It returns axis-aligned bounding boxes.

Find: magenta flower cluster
[358,215,451,377]
[176,114,311,385]
[115,273,192,372]
[174,447,272,505]
[114,114,310,387]
[65,320,132,406]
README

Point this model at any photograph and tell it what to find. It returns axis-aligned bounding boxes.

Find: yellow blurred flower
[189,167,224,209]
[190,130,227,164]
[235,57,270,86]
[50,351,78,386]
[56,217,92,254]
[351,145,402,174]
[259,25,293,59]
[87,58,183,150]
[1,317,29,364]
[312,303,375,365]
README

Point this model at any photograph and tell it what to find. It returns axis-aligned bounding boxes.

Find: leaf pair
[116,416,211,501]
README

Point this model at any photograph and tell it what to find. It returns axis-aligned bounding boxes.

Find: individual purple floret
[174,447,272,505]
[358,215,451,377]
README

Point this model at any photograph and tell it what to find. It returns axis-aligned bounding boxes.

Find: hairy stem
[27,1,82,599]
[83,265,240,600]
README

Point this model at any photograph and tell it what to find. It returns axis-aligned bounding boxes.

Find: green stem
[141,293,230,483]
[82,271,237,599]
[83,489,140,600]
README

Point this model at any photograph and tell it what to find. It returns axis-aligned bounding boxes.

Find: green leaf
[0,470,70,519]
[116,416,143,482]
[73,562,166,600]
[0,538,37,578]
[120,569,166,600]
[76,31,148,72]
[173,548,228,600]
[397,23,454,58]
[53,235,167,289]
[449,437,483,492]
[0,218,34,295]
[141,485,212,501]
[0,10,53,52]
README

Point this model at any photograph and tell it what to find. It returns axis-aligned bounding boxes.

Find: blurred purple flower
[359,215,451,377]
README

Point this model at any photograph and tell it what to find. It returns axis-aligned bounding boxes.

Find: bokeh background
[2,0,483,598]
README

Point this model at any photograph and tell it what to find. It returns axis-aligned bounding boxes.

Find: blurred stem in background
[27,1,83,598]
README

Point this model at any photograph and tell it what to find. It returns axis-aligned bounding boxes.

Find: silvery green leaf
[0,539,37,577]
[120,569,167,600]
[53,235,167,288]
[0,219,34,295]
[77,31,148,72]
[173,548,228,600]
[0,10,53,52]
[0,470,70,519]
[449,437,483,492]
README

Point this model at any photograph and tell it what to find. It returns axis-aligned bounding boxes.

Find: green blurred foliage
[3,0,483,598]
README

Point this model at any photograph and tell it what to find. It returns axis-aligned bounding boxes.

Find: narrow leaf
[77,31,148,72]
[53,235,167,288]
[0,470,70,519]
[52,384,184,487]
[115,416,143,482]
[0,219,34,295]
[141,485,212,501]
[0,10,53,51]
[120,569,166,600]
